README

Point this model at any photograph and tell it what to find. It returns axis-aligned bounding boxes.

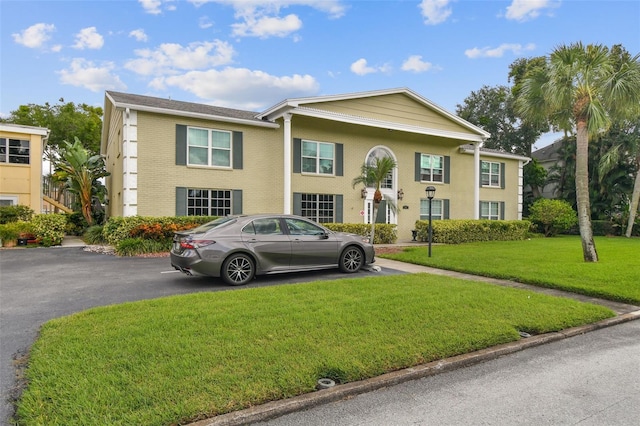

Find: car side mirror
[320,232,329,240]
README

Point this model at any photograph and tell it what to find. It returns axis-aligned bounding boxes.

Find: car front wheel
[339,246,364,273]
[222,253,255,285]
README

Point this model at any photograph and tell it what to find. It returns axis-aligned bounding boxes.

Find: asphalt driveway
[0,246,400,425]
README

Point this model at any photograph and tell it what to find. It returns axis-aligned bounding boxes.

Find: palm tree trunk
[370,203,378,244]
[575,121,598,262]
[625,166,640,238]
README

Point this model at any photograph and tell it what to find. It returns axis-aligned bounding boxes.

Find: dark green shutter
[335,195,343,223]
[176,125,187,165]
[443,199,450,219]
[479,160,483,187]
[500,162,506,189]
[500,202,505,220]
[232,132,243,170]
[444,156,450,184]
[375,200,387,223]
[293,138,301,173]
[415,153,421,181]
[335,143,343,176]
[293,192,302,216]
[176,187,187,216]
[232,190,243,214]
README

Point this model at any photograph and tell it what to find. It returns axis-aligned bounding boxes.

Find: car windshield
[190,216,236,233]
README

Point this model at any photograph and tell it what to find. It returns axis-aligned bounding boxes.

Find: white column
[283,114,292,214]
[122,108,138,217]
[474,142,480,219]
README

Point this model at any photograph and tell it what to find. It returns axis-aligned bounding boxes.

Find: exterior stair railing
[42,175,75,214]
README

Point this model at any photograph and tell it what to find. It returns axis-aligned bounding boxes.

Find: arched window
[365,146,395,189]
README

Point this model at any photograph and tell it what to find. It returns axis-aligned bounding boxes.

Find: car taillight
[180,239,216,249]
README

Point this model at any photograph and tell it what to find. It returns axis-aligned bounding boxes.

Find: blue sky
[1,0,639,148]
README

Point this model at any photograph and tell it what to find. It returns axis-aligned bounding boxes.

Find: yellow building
[0,123,49,211]
[101,88,530,239]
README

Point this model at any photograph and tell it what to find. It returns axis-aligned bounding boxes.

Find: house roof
[257,87,491,142]
[459,144,530,162]
[104,91,278,128]
[531,138,570,162]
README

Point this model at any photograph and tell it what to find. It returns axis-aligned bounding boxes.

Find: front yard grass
[16,274,613,426]
[382,236,640,305]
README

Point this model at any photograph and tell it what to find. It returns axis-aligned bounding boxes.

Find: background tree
[1,99,103,160]
[352,156,397,244]
[516,42,640,262]
[53,137,109,226]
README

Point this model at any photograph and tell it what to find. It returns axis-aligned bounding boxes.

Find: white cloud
[129,29,149,42]
[199,16,214,29]
[12,23,56,49]
[350,58,391,76]
[505,0,559,22]
[401,55,434,73]
[139,0,163,14]
[58,58,126,92]
[465,43,536,59]
[73,27,104,50]
[232,13,302,38]
[152,67,320,110]
[124,40,235,76]
[190,0,345,38]
[419,0,452,25]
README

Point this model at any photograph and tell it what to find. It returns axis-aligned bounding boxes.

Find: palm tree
[54,137,109,226]
[599,122,640,237]
[516,42,640,262]
[352,156,397,244]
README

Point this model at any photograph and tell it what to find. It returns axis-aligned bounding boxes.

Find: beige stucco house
[101,88,530,239]
[0,123,49,211]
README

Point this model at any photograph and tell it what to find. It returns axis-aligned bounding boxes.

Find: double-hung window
[300,193,335,223]
[420,199,443,220]
[481,161,501,187]
[302,140,334,175]
[187,189,232,216]
[420,154,444,182]
[187,127,231,168]
[480,201,500,220]
[0,138,30,164]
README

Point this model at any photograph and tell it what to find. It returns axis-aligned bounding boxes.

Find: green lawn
[16,274,613,426]
[382,236,640,305]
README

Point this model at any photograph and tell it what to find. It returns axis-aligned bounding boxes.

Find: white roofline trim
[459,146,530,162]
[0,123,49,136]
[291,107,487,142]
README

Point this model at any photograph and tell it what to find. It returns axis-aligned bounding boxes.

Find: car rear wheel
[222,253,255,285]
[339,246,364,273]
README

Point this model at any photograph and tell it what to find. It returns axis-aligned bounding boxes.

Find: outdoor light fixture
[425,186,436,257]
[361,187,367,199]
[397,189,404,201]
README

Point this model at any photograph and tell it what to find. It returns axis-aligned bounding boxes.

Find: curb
[190,309,640,426]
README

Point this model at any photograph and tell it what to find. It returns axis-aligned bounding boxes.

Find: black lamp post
[425,186,436,257]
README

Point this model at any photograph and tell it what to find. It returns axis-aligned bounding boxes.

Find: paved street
[0,245,398,425]
[258,320,640,426]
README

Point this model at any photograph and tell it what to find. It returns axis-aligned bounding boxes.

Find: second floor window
[420,154,444,182]
[481,161,501,187]
[302,140,334,175]
[187,127,231,168]
[0,138,30,164]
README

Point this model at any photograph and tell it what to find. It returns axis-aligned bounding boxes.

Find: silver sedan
[170,214,376,285]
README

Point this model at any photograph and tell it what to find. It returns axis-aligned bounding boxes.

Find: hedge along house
[101,88,530,240]
[0,123,49,211]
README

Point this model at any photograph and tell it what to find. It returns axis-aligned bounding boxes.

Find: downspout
[42,129,51,214]
[283,113,292,214]
[474,142,480,219]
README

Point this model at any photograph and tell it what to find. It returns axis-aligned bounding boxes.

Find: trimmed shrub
[102,216,216,246]
[0,205,34,224]
[323,223,397,244]
[115,238,170,256]
[528,199,578,237]
[32,214,67,246]
[0,221,34,246]
[414,219,531,244]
